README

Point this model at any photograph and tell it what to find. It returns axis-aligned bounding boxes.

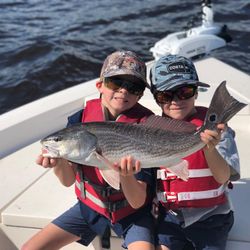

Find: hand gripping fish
[41,82,247,189]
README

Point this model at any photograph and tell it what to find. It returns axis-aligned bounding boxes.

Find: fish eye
[54,136,62,142]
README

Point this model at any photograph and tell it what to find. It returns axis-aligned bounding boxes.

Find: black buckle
[100,186,112,197]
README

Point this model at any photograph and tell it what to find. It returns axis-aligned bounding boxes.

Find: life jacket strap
[77,167,121,197]
[157,185,225,203]
[157,168,213,180]
[101,226,111,249]
[75,180,129,212]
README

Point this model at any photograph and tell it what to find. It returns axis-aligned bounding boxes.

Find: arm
[200,124,230,184]
[36,153,77,187]
[114,156,148,209]
[216,126,240,181]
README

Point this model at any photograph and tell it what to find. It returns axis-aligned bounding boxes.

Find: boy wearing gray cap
[22,51,155,250]
[150,55,240,250]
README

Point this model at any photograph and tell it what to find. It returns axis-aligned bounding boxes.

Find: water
[0,0,249,115]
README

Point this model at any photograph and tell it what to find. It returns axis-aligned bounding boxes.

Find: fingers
[116,156,141,176]
[200,128,222,151]
[217,123,227,132]
[36,153,58,168]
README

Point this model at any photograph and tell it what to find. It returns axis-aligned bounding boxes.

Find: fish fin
[203,81,247,129]
[100,169,120,190]
[142,115,196,133]
[72,149,121,189]
[94,152,121,190]
[83,150,109,168]
[166,160,189,181]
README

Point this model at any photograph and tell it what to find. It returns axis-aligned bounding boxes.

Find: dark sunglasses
[103,77,145,96]
[154,85,197,104]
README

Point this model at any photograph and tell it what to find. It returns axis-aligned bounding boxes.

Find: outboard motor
[150,0,232,60]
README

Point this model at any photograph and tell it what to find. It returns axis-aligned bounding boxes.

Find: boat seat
[0,150,122,250]
[226,128,250,245]
[2,174,250,250]
[2,163,250,250]
[0,142,48,220]
[227,179,250,242]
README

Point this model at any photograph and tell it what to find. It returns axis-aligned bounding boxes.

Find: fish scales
[41,82,247,172]
[83,122,202,167]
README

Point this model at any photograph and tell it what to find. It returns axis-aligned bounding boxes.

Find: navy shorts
[52,200,155,248]
[156,210,234,250]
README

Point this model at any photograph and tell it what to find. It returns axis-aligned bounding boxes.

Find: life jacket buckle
[100,186,113,197]
[157,191,177,203]
[157,169,177,180]
[107,200,128,212]
[107,201,117,212]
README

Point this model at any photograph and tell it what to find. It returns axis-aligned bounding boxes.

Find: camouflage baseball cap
[150,55,210,91]
[100,50,148,86]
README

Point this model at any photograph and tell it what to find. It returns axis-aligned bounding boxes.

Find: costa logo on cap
[168,62,191,73]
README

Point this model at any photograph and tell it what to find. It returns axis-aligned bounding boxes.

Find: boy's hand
[113,155,141,176]
[200,123,226,152]
[36,149,70,168]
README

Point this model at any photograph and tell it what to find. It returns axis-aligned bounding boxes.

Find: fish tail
[203,81,247,130]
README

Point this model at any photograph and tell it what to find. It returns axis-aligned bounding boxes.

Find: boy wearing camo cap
[22,51,155,250]
[150,55,240,250]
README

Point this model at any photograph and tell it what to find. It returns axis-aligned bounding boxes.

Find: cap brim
[197,81,210,88]
[103,70,150,88]
[161,80,210,91]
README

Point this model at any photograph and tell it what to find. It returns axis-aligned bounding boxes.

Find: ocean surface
[0,0,249,115]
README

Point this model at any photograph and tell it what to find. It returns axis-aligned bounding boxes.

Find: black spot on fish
[209,114,217,123]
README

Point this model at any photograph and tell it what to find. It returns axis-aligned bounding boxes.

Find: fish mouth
[41,145,60,158]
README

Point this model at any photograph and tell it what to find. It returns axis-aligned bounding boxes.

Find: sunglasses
[103,77,145,96]
[154,85,197,104]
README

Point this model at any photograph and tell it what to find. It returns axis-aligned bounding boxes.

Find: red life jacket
[157,107,227,210]
[75,98,153,223]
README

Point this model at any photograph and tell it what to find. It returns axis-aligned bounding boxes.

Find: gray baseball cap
[100,50,148,86]
[150,55,210,91]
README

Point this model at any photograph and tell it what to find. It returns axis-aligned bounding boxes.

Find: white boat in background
[150,0,232,60]
[0,57,250,250]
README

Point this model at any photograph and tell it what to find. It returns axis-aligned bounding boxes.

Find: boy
[150,55,240,250]
[22,51,155,250]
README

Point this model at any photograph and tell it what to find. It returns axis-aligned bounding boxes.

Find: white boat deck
[0,57,250,250]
